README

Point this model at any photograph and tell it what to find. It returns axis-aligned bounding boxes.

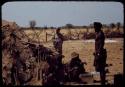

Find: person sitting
[69,52,87,81]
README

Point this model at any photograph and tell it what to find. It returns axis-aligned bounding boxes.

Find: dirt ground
[43,38,123,85]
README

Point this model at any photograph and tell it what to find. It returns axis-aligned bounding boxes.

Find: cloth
[94,49,107,72]
[53,33,63,54]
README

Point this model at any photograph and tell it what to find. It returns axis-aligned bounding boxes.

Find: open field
[2,19,124,85]
[23,28,123,42]
[22,26,124,84]
[42,38,123,84]
[2,20,124,85]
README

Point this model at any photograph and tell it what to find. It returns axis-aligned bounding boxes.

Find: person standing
[93,22,107,85]
[53,28,64,54]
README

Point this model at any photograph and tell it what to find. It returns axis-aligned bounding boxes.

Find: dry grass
[43,38,123,84]
[6,26,123,85]
[23,28,123,42]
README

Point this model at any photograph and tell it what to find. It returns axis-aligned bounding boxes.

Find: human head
[94,22,102,32]
[56,27,61,33]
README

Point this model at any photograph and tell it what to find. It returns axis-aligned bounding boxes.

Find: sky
[2,1,124,27]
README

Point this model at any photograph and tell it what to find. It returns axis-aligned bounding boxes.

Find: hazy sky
[2,1,124,27]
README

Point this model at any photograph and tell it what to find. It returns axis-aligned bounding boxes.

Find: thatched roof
[2,20,19,28]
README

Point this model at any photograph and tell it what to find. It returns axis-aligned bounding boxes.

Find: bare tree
[110,23,115,29]
[65,23,74,28]
[110,23,116,32]
[29,20,36,29]
[116,22,121,30]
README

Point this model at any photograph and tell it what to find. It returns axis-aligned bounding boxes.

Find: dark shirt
[53,33,64,47]
[57,33,64,42]
[70,57,82,68]
[95,30,105,54]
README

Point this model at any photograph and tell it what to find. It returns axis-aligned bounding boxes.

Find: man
[53,28,64,54]
[93,22,107,85]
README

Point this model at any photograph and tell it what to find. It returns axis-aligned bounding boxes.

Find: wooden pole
[46,32,47,42]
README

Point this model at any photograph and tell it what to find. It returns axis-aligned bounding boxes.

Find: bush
[106,31,123,38]
[83,32,95,39]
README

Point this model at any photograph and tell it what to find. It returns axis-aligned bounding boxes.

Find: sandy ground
[43,38,123,85]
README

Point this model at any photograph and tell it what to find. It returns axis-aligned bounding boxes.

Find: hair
[94,22,102,29]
